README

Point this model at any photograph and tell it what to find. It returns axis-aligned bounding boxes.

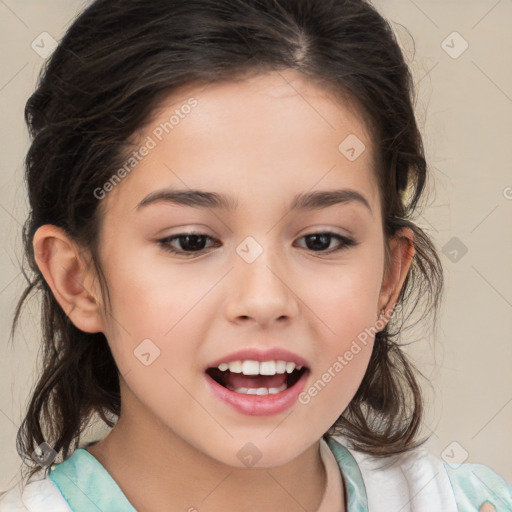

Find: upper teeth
[217,360,302,375]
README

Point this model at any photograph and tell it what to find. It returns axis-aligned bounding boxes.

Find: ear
[376,226,415,327]
[32,224,105,333]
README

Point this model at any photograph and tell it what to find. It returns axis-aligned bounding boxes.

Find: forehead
[146,69,374,146]
[103,69,380,216]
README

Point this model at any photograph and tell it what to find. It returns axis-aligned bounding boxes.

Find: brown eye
[296,232,357,253]
[158,233,218,256]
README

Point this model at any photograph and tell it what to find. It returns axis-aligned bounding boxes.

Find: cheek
[99,257,212,378]
[301,326,375,423]
[297,339,374,436]
[101,248,207,336]
[297,262,381,417]
[304,260,383,336]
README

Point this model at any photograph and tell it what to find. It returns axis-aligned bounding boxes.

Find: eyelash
[156,231,358,257]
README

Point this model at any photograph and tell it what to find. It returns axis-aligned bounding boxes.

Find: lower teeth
[226,383,288,395]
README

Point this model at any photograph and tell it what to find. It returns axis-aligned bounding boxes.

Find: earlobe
[32,224,105,333]
[377,227,415,324]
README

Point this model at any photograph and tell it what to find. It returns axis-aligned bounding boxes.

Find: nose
[224,250,300,327]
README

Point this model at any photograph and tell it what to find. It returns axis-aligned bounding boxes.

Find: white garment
[0,478,71,512]
[348,439,459,511]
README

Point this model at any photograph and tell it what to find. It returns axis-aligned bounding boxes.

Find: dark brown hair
[12,0,443,483]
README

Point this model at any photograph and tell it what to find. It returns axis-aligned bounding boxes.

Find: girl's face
[95,69,393,468]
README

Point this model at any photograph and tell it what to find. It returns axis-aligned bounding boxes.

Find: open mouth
[205,362,308,396]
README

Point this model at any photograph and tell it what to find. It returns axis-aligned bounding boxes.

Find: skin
[33,68,415,512]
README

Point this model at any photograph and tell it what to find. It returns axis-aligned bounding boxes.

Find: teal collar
[49,437,368,511]
[324,435,369,512]
[49,448,136,511]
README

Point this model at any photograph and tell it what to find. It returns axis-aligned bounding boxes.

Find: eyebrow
[136,188,372,215]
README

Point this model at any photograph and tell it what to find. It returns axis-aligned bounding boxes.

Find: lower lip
[204,371,309,416]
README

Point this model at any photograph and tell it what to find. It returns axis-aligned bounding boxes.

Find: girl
[1,0,510,510]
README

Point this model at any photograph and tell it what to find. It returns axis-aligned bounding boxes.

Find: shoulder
[326,435,512,511]
[2,446,137,512]
[444,461,512,511]
[0,478,71,512]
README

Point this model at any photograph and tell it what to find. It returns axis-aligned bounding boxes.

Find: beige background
[1,0,511,491]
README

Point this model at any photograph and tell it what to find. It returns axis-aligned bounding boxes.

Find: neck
[87,385,332,512]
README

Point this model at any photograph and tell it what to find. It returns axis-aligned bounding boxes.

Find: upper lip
[205,347,309,371]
